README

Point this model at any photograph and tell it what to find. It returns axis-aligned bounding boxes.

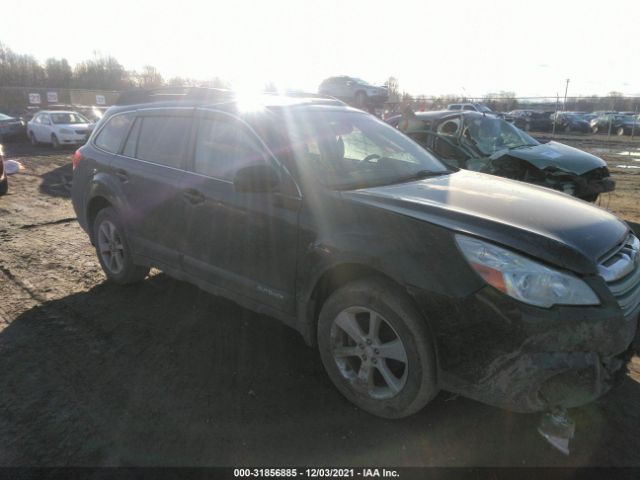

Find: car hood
[496,141,606,175]
[342,169,628,274]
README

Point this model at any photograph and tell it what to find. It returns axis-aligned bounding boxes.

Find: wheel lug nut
[366,339,372,345]
[358,344,364,349]
[372,358,377,364]
[362,355,367,361]
[374,348,379,354]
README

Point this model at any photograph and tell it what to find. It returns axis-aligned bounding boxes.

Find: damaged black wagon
[72,90,638,424]
[389,111,615,202]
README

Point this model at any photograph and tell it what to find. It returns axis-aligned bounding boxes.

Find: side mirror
[233,164,280,193]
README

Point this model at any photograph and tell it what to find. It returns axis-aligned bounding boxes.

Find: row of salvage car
[386,109,615,203]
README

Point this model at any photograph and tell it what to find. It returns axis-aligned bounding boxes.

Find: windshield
[462,115,539,155]
[283,110,449,189]
[50,112,89,124]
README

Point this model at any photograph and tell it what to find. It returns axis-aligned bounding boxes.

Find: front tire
[0,176,8,196]
[29,132,38,146]
[592,126,599,134]
[51,134,60,149]
[92,207,149,284]
[317,277,438,418]
[616,126,625,136]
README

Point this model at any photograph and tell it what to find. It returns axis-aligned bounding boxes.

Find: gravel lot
[0,140,639,467]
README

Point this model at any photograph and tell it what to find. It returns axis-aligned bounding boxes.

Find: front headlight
[455,235,600,308]
[59,128,73,134]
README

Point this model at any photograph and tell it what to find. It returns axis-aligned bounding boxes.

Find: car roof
[414,110,486,121]
[36,110,81,114]
[106,89,352,118]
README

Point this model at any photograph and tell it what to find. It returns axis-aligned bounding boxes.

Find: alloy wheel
[330,306,408,400]
[97,220,125,275]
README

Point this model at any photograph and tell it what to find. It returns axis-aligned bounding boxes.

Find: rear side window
[135,116,191,168]
[94,113,134,153]
[463,105,475,111]
[194,116,266,180]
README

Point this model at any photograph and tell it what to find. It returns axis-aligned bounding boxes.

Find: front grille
[601,233,640,316]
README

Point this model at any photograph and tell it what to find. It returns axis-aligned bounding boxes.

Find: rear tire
[51,134,60,149]
[29,132,38,146]
[317,277,438,418]
[92,207,149,284]
[0,177,8,196]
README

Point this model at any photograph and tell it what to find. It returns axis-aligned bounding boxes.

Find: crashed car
[390,110,615,202]
[73,90,640,433]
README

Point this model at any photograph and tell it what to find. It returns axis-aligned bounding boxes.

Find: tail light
[72,149,83,169]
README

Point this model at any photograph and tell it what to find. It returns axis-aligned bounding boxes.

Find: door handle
[182,188,205,205]
[115,169,129,182]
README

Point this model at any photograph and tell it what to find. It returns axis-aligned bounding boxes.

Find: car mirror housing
[233,164,280,193]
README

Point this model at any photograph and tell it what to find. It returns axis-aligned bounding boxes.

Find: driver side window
[194,116,267,180]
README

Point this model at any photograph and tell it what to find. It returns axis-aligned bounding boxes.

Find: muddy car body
[71,89,638,418]
[551,112,591,133]
[393,110,614,202]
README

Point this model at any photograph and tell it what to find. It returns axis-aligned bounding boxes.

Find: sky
[2,0,639,98]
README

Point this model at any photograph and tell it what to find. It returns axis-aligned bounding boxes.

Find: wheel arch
[300,262,433,349]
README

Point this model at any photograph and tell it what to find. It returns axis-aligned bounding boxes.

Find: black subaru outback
[71,88,639,419]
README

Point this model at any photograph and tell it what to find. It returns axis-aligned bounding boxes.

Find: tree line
[0,42,228,91]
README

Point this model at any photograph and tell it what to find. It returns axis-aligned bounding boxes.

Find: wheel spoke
[376,361,402,393]
[335,310,366,343]
[357,362,374,390]
[333,346,361,358]
[108,222,117,244]
[112,251,123,272]
[377,339,407,363]
[368,313,382,341]
[99,224,110,244]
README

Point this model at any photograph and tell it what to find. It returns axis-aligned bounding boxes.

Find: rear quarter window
[94,113,135,153]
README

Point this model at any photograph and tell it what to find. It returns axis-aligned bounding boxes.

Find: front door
[180,110,300,312]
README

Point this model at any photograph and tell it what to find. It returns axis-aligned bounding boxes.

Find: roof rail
[115,86,346,107]
[115,87,234,106]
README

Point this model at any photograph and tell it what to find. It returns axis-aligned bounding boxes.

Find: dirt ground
[0,139,639,467]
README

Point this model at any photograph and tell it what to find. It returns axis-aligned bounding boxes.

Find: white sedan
[27,111,93,148]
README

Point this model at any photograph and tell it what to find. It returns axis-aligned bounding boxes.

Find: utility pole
[563,79,570,111]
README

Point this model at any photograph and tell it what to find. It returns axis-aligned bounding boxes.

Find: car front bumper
[412,284,639,413]
[59,134,88,146]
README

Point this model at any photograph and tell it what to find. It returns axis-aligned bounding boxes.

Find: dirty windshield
[463,115,540,156]
[289,110,448,189]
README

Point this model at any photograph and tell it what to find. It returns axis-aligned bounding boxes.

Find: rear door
[180,109,301,312]
[108,108,193,267]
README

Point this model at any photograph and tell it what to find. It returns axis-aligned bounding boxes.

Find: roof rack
[116,86,345,107]
[115,87,234,106]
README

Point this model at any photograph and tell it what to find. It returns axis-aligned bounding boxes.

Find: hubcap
[97,220,125,275]
[330,306,408,400]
